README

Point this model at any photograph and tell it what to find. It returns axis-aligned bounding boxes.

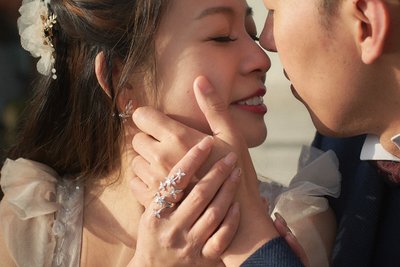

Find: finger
[160,135,215,203]
[173,152,238,228]
[193,76,241,146]
[274,213,309,267]
[132,106,203,145]
[132,132,164,169]
[148,136,216,219]
[133,131,185,172]
[130,176,154,208]
[202,202,240,260]
[189,167,241,249]
[131,155,163,189]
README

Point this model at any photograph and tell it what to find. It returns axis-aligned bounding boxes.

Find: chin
[312,116,364,138]
[245,129,267,148]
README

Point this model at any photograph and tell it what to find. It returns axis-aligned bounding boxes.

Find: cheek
[156,70,213,134]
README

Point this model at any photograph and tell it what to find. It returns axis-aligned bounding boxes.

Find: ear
[95,52,112,98]
[353,0,390,64]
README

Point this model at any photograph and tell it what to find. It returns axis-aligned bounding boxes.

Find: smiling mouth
[233,90,267,115]
[237,96,264,106]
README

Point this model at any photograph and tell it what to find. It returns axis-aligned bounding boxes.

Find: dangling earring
[118,100,134,123]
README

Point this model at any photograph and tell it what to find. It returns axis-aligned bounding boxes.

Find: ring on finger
[158,168,186,199]
[153,168,186,218]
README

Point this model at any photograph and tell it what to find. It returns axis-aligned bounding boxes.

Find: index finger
[132,106,204,144]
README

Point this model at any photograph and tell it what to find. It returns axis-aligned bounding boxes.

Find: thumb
[194,76,241,145]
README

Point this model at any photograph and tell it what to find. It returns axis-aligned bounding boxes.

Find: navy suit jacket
[313,133,400,267]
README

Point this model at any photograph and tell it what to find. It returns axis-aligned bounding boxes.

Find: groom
[252,0,400,266]
[132,0,400,265]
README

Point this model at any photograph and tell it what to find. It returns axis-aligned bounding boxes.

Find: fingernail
[231,202,240,215]
[223,152,237,167]
[229,167,242,182]
[287,231,296,240]
[274,212,287,227]
[195,76,212,94]
[198,136,214,151]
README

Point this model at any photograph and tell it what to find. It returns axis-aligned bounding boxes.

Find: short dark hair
[322,0,341,14]
[319,0,343,28]
[9,0,169,184]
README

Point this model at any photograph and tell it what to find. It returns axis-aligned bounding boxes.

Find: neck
[373,59,400,157]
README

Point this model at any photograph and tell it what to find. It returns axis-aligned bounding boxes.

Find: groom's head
[260,0,400,138]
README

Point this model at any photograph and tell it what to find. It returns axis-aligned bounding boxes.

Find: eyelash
[211,36,237,43]
[251,35,260,42]
[211,34,259,43]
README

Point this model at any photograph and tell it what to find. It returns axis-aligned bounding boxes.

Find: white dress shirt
[360,134,400,162]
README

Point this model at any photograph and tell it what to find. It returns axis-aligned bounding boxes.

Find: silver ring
[152,168,186,218]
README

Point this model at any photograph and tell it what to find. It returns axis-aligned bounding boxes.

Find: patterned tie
[370,160,400,185]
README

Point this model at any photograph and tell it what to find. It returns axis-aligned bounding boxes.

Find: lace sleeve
[0,158,59,267]
[0,158,84,267]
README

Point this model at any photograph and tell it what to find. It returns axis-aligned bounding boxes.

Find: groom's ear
[351,0,390,64]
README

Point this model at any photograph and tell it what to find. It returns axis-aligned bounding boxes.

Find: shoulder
[0,158,60,266]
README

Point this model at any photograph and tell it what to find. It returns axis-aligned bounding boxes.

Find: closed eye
[210,36,237,43]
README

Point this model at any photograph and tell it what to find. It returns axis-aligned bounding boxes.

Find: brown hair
[8,0,169,183]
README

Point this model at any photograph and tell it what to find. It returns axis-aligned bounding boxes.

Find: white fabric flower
[18,0,56,76]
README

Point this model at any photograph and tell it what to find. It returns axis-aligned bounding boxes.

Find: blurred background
[0,0,34,164]
[0,1,316,195]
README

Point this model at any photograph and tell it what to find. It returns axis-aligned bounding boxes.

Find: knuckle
[204,208,221,227]
[189,187,208,206]
[213,162,229,179]
[159,228,180,249]
[181,243,200,259]
[152,153,172,170]
[165,129,192,151]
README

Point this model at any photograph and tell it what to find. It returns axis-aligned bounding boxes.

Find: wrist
[221,205,278,266]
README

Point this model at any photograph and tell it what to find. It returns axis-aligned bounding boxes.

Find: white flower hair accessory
[18,0,58,80]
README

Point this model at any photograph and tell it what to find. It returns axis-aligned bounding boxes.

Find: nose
[260,11,277,52]
[242,39,271,76]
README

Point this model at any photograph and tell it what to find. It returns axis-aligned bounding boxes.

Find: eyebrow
[196,6,253,20]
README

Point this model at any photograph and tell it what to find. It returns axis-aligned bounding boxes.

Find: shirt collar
[360,134,400,162]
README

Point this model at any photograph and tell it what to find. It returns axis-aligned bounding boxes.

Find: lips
[283,69,290,80]
[283,70,300,100]
[233,88,267,115]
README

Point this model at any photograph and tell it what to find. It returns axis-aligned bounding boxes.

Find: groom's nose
[260,11,277,52]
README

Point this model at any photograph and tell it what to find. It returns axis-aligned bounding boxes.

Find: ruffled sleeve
[0,158,59,267]
[259,146,341,267]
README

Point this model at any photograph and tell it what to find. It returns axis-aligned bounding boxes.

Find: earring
[118,100,134,123]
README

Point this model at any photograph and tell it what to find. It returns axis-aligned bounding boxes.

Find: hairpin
[18,0,58,79]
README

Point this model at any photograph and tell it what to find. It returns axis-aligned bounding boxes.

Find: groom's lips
[283,69,301,100]
[283,69,291,80]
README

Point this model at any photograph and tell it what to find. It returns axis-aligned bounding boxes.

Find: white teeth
[238,96,264,106]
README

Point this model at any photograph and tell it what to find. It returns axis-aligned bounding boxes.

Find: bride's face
[153,0,270,147]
